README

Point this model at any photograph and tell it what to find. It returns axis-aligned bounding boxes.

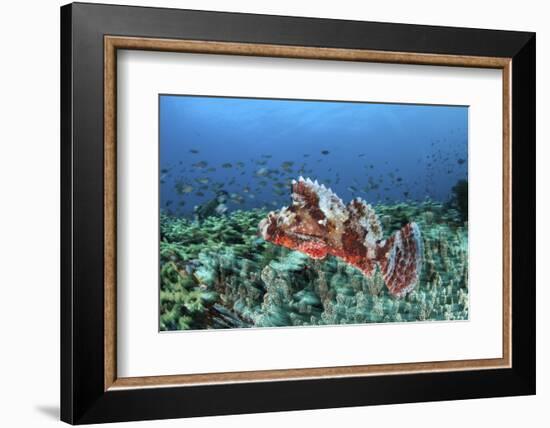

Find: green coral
[159,261,218,330]
[159,201,469,331]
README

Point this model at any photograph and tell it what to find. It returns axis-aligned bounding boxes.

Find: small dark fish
[230,194,245,204]
[457,158,466,165]
[192,161,208,168]
[222,163,233,168]
[321,150,330,155]
[396,177,403,182]
[161,168,169,174]
[166,200,173,206]
[189,149,199,154]
[195,191,205,197]
[255,167,269,177]
[175,181,194,195]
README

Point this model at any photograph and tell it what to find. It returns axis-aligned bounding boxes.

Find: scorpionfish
[259,177,423,298]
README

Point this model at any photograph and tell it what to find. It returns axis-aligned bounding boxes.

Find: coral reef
[159,199,468,330]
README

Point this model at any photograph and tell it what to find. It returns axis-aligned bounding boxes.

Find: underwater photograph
[159,95,469,331]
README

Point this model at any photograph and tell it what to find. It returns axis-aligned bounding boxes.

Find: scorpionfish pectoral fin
[377,222,423,298]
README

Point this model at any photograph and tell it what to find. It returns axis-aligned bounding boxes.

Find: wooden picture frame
[61,2,535,424]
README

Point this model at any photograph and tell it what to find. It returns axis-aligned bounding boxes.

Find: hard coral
[159,198,469,330]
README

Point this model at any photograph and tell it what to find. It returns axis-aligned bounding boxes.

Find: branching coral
[159,200,468,330]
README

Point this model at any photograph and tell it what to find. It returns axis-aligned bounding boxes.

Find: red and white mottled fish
[259,177,423,298]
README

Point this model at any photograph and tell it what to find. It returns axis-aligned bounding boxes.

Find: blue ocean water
[159,95,467,218]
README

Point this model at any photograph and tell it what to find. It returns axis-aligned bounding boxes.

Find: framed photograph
[60,2,535,424]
